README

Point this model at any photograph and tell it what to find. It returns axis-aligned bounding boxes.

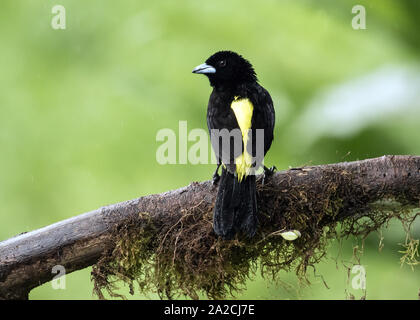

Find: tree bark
[0,155,419,299]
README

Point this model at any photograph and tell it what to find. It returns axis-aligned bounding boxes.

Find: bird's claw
[264,165,277,176]
[262,166,277,186]
[212,173,220,186]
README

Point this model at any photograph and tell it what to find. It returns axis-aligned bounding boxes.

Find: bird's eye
[218,60,226,67]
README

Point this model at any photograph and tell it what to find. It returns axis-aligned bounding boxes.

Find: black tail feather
[213,168,258,239]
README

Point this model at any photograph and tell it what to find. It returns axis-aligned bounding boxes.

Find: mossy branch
[0,155,419,300]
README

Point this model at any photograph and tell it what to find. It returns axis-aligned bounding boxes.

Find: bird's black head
[192,51,257,88]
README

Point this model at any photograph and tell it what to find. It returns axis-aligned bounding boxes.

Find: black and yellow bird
[193,51,275,239]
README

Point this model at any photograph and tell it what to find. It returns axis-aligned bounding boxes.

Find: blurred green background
[0,0,419,299]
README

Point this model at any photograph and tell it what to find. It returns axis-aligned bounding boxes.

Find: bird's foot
[262,166,277,186]
[212,172,220,186]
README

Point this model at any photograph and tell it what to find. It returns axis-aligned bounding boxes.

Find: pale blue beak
[192,63,216,74]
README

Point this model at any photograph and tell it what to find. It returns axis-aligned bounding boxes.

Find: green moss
[91,171,419,300]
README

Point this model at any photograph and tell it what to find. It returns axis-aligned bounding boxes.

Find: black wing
[247,83,275,168]
[206,90,243,173]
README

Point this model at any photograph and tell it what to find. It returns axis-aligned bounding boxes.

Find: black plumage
[193,51,275,239]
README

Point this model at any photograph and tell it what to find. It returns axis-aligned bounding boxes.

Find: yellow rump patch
[230,97,254,181]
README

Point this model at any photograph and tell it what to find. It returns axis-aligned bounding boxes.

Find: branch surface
[0,155,419,299]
